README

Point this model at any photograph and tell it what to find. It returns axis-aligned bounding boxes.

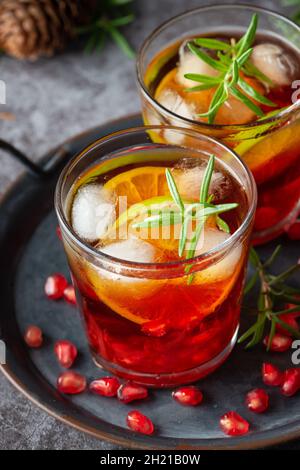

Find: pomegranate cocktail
[137,5,300,244]
[55,127,256,387]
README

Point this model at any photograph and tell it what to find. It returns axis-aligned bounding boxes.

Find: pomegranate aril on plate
[54,340,77,368]
[263,333,292,352]
[117,382,148,404]
[219,411,249,436]
[57,371,86,394]
[275,314,299,336]
[262,362,283,386]
[56,225,62,240]
[284,303,300,318]
[281,368,300,397]
[24,325,43,348]
[245,389,269,413]
[90,377,120,397]
[126,410,154,435]
[172,386,203,406]
[45,273,68,300]
[63,285,77,305]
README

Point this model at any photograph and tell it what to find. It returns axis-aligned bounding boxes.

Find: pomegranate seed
[262,363,283,386]
[263,333,292,352]
[275,314,299,336]
[284,303,300,318]
[56,225,62,240]
[117,382,148,404]
[219,411,249,436]
[172,386,203,406]
[45,273,68,300]
[281,368,300,397]
[89,377,120,397]
[141,320,167,337]
[286,220,300,241]
[57,371,86,394]
[245,389,269,413]
[54,340,77,368]
[126,410,154,435]
[63,285,77,305]
[24,325,43,348]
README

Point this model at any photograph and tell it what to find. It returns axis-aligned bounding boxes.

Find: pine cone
[0,0,91,60]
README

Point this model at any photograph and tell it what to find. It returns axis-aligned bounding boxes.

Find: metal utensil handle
[0,139,72,178]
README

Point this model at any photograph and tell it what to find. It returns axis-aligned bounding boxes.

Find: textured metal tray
[0,114,299,449]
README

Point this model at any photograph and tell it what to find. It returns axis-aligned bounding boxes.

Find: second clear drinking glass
[55,126,256,387]
[136,4,300,244]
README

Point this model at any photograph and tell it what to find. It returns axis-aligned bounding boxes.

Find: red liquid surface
[73,268,245,386]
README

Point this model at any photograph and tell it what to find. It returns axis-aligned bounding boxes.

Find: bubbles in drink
[71,184,116,242]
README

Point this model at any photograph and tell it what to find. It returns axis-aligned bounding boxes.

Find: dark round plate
[0,115,300,450]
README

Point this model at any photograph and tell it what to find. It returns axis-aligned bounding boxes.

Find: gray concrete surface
[0,0,298,450]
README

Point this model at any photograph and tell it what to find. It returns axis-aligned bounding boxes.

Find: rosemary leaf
[106,23,135,58]
[200,154,215,202]
[187,43,226,72]
[216,215,230,233]
[236,13,258,56]
[273,316,300,339]
[263,245,282,268]
[244,271,259,295]
[269,264,300,286]
[184,84,216,92]
[194,38,231,50]
[230,86,264,117]
[238,78,276,107]
[183,73,221,84]
[267,318,276,351]
[165,169,184,212]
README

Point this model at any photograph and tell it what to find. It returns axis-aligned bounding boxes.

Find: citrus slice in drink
[104,166,169,210]
[236,120,300,185]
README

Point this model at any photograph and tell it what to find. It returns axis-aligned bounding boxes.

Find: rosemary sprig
[239,246,300,349]
[185,13,276,123]
[76,0,135,58]
[132,155,238,283]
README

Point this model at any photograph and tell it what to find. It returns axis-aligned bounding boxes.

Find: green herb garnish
[185,13,276,123]
[239,246,300,349]
[132,155,238,283]
[76,0,135,58]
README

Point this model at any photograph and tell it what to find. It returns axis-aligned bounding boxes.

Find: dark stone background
[0,0,298,450]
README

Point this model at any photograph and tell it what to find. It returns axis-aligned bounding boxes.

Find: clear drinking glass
[55,126,256,387]
[136,4,300,244]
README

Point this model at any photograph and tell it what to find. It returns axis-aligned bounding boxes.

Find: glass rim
[136,3,300,131]
[55,125,257,274]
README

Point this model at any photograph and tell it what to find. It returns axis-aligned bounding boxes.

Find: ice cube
[173,165,232,201]
[195,227,242,282]
[97,238,162,293]
[177,41,219,88]
[251,43,298,86]
[71,184,115,242]
[157,89,196,144]
[100,238,155,263]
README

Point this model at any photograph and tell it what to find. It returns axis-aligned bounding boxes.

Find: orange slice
[104,166,169,211]
[236,120,300,184]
